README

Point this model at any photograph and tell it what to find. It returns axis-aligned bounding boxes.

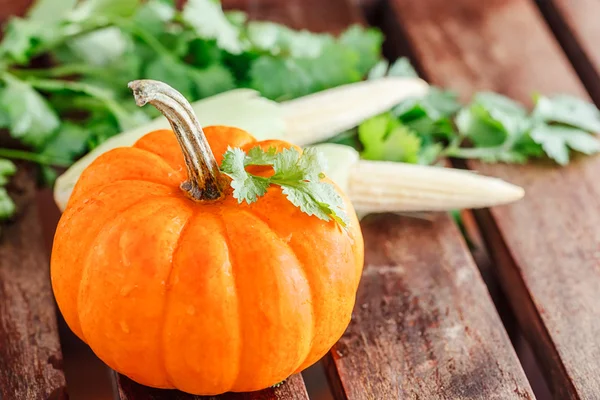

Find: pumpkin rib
[161,209,241,394]
[133,130,186,174]
[52,181,178,339]
[69,179,179,208]
[214,211,244,393]
[71,194,172,343]
[74,196,184,343]
[218,207,314,391]
[131,145,186,182]
[77,196,193,387]
[70,147,183,202]
[159,208,198,389]
[241,194,360,373]
[242,208,316,374]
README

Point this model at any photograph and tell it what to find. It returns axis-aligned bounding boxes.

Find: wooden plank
[226,0,533,398]
[0,166,68,400]
[324,214,534,399]
[114,373,309,400]
[384,0,600,398]
[222,0,362,33]
[536,0,600,104]
[114,0,532,398]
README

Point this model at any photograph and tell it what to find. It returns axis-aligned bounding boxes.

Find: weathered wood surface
[386,0,600,398]
[224,0,534,399]
[325,214,534,400]
[114,0,534,399]
[536,0,600,104]
[114,373,309,400]
[223,0,362,33]
[0,166,68,400]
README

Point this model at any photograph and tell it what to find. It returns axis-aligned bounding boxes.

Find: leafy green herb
[220,146,349,226]
[0,159,16,222]
[0,73,60,147]
[353,57,600,167]
[0,0,382,221]
[358,113,421,163]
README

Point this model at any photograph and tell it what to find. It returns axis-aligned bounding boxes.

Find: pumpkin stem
[128,80,225,201]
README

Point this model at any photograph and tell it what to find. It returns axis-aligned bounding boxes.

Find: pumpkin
[51,80,364,395]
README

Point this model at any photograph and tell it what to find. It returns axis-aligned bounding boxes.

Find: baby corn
[282,77,429,146]
[348,160,524,213]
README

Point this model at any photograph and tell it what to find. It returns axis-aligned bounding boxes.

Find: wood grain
[386,0,600,397]
[221,0,533,399]
[0,166,68,400]
[324,214,534,399]
[222,0,362,34]
[536,0,600,104]
[114,373,309,400]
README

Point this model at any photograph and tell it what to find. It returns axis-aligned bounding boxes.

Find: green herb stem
[9,63,107,79]
[113,18,173,59]
[0,148,71,167]
[28,18,113,61]
[24,77,137,129]
[443,146,504,159]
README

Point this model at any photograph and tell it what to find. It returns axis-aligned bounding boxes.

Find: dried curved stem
[128,79,224,201]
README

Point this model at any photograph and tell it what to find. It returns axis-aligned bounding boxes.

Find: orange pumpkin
[51,80,364,395]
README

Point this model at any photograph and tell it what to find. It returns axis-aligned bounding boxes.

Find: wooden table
[2,0,600,399]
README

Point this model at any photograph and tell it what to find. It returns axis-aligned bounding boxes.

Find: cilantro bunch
[348,59,600,166]
[0,0,382,222]
[221,146,349,226]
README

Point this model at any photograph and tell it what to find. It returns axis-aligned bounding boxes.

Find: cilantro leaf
[249,43,360,100]
[189,64,236,98]
[0,188,16,221]
[26,0,77,24]
[70,0,140,21]
[0,159,17,186]
[395,88,457,120]
[339,25,383,76]
[220,146,349,226]
[245,146,278,165]
[367,57,418,80]
[367,60,389,80]
[220,147,270,203]
[40,123,90,163]
[0,159,16,221]
[0,75,60,148]
[530,124,600,165]
[472,92,529,136]
[62,27,131,66]
[533,95,600,133]
[132,0,175,37]
[388,57,418,77]
[246,21,332,58]
[182,0,243,54]
[144,56,195,99]
[456,104,507,147]
[0,17,60,64]
[279,180,348,226]
[271,147,348,225]
[358,113,422,163]
[40,164,58,186]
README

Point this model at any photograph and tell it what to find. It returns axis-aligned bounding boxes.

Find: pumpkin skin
[51,126,364,394]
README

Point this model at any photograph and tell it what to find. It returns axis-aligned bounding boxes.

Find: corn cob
[349,160,524,213]
[313,144,524,214]
[282,77,429,146]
